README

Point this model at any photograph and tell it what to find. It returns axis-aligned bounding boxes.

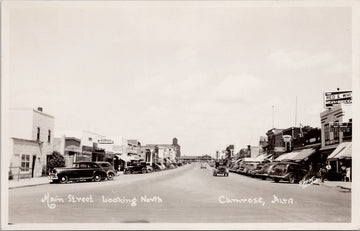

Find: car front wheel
[93,174,102,182]
[59,175,68,184]
[107,172,115,180]
[289,175,296,184]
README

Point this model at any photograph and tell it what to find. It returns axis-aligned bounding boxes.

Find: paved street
[8,163,351,223]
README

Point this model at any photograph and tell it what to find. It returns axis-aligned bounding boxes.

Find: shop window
[324,124,330,141]
[333,121,339,140]
[21,155,30,172]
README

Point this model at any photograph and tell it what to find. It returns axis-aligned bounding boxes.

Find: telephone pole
[295,96,298,127]
[272,105,275,128]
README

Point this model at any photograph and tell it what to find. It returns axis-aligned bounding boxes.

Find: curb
[9,181,51,189]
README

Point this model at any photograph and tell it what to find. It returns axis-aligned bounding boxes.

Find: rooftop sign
[98,139,114,144]
[323,90,352,108]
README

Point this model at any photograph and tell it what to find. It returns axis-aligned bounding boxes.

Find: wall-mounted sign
[283,135,292,142]
[98,139,114,144]
[323,90,352,108]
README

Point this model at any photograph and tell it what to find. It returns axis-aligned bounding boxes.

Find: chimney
[37,107,43,112]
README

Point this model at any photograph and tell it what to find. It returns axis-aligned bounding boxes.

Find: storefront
[326,142,351,181]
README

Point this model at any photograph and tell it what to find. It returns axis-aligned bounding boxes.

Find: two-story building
[320,104,352,177]
[9,107,54,178]
[266,128,285,158]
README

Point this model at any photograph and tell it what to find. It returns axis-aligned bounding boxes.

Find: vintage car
[213,160,229,177]
[95,161,116,180]
[200,162,207,169]
[124,162,152,174]
[49,162,108,183]
[255,162,278,180]
[269,162,307,183]
[249,163,265,177]
[152,163,163,171]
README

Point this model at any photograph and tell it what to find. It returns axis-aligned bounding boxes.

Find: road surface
[8,163,351,223]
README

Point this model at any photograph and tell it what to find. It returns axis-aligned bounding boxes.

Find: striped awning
[275,152,301,161]
[292,148,316,162]
[327,142,352,159]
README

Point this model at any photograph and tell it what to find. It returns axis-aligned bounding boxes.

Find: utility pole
[272,105,275,128]
[295,96,298,127]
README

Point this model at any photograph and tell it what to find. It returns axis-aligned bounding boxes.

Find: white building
[9,107,54,178]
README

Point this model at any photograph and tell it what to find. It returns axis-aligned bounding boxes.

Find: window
[79,163,88,168]
[48,130,51,143]
[333,121,339,140]
[88,137,92,141]
[37,127,40,141]
[324,124,330,141]
[21,155,30,172]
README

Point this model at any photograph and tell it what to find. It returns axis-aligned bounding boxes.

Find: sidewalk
[8,177,50,189]
[313,179,352,191]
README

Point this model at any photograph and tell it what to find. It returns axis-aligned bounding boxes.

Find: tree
[47,151,65,171]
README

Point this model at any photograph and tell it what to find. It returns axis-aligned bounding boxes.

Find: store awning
[292,148,316,162]
[129,154,144,161]
[275,151,301,161]
[327,142,352,160]
[64,145,81,152]
[254,154,272,162]
[116,154,130,162]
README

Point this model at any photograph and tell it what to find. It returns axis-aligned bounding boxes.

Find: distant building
[54,130,112,165]
[145,137,181,164]
[266,128,285,158]
[259,136,268,154]
[9,107,54,178]
[179,155,212,162]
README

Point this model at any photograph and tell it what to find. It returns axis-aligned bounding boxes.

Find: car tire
[59,175,68,184]
[142,168,147,174]
[289,175,296,184]
[93,174,102,182]
[107,172,115,180]
[274,178,280,183]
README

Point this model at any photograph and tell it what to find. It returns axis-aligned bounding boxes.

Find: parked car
[124,162,151,174]
[152,163,163,171]
[242,163,259,175]
[213,160,229,177]
[49,162,108,183]
[255,162,277,180]
[269,162,307,183]
[249,163,264,177]
[200,162,207,169]
[95,161,116,180]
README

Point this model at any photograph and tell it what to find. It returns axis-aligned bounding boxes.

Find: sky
[5,3,352,156]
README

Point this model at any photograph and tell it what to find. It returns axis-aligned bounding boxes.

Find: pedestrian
[346,166,351,182]
[319,166,327,183]
[341,165,347,181]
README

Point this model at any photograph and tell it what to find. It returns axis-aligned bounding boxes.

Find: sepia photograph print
[1,0,360,230]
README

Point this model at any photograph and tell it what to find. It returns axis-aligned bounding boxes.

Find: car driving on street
[213,160,229,177]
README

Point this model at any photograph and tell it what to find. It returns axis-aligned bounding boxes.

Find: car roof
[74,161,97,164]
[273,161,301,165]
